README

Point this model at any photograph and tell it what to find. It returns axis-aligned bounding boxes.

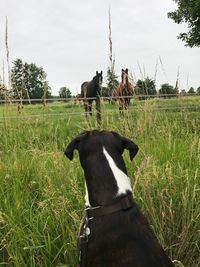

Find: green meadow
[0,96,200,267]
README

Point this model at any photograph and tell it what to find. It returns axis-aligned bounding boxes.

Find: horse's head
[121,68,129,86]
[95,71,103,89]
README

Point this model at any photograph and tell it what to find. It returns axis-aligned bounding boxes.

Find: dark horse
[113,68,134,113]
[81,71,103,124]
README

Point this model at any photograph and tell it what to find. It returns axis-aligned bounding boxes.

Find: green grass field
[0,96,200,267]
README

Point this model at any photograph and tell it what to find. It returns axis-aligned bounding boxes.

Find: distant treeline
[0,59,200,101]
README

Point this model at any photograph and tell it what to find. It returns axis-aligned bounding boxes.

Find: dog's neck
[81,146,132,207]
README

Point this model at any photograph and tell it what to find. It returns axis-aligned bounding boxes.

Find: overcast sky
[0,0,200,95]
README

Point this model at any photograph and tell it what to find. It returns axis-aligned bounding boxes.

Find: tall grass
[0,98,199,266]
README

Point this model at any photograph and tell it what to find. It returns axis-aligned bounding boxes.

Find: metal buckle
[85,205,100,220]
[85,205,101,211]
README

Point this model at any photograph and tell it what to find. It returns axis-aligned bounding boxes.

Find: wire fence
[0,93,199,103]
[0,105,199,120]
[0,94,199,120]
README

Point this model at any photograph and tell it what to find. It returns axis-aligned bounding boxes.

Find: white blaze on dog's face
[103,147,132,196]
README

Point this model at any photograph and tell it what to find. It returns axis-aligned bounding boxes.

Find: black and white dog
[65,130,175,267]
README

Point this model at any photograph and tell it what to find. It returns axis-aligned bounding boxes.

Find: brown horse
[113,68,134,113]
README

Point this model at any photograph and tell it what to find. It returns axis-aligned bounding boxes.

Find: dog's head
[64,130,139,163]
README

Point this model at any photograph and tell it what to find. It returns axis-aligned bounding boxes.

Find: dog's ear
[111,131,139,161]
[100,70,103,75]
[125,68,128,73]
[122,136,138,161]
[64,132,86,160]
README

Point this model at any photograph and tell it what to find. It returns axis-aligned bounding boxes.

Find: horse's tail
[81,82,88,98]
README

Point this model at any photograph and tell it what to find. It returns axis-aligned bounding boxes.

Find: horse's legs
[88,100,92,116]
[84,101,89,118]
[83,100,92,118]
[124,99,129,110]
[119,100,124,116]
[126,98,130,109]
[96,95,101,125]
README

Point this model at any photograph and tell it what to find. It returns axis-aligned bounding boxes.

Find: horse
[81,71,103,124]
[113,68,134,113]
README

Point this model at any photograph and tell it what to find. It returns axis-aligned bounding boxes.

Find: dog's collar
[78,194,135,266]
[85,193,135,219]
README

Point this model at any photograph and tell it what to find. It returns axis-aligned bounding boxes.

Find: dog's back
[65,130,175,267]
[84,203,174,267]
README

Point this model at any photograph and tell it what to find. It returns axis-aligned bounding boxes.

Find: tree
[11,59,24,99]
[159,83,176,96]
[135,77,157,97]
[101,86,110,97]
[196,86,200,95]
[180,89,187,95]
[11,59,51,100]
[0,83,7,100]
[168,0,200,47]
[188,87,195,94]
[59,87,72,99]
[24,62,51,99]
[106,67,119,97]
